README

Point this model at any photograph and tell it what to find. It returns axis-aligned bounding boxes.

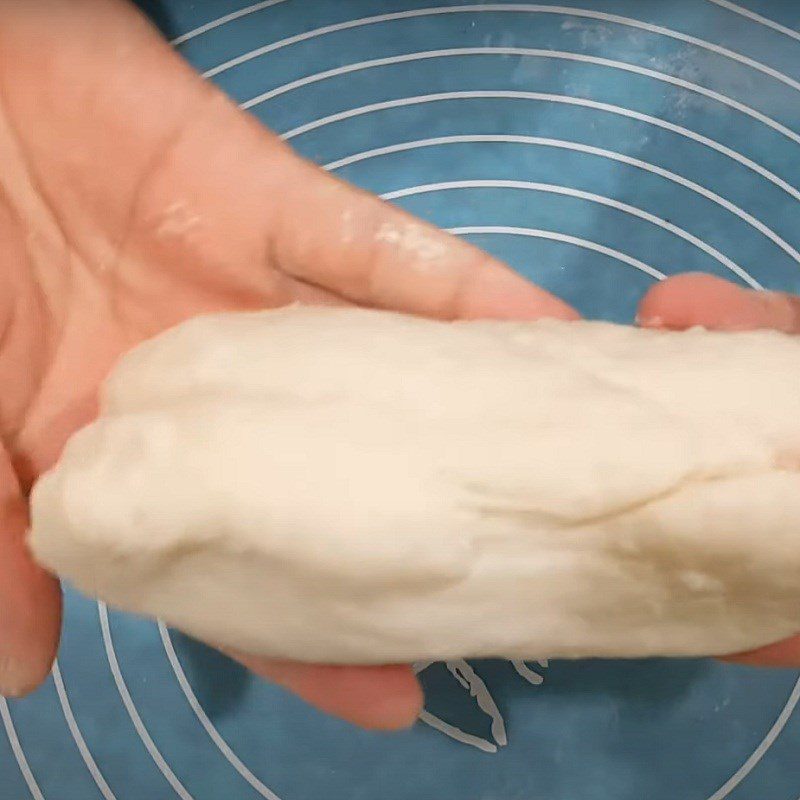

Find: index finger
[265,154,579,322]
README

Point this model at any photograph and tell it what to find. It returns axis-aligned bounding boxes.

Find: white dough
[29,307,800,663]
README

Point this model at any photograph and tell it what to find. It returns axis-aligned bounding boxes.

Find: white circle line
[241,47,800,148]
[170,0,290,46]
[418,709,498,753]
[158,623,282,800]
[0,696,45,800]
[510,660,545,686]
[708,676,800,800]
[205,4,800,97]
[324,134,799,271]
[374,179,760,288]
[412,662,498,752]
[447,226,666,280]
[282,91,800,206]
[707,0,800,44]
[98,603,195,800]
[51,660,118,800]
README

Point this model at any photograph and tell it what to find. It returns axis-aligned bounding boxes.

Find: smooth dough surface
[30,307,800,663]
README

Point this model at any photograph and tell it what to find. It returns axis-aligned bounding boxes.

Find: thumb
[0,446,61,697]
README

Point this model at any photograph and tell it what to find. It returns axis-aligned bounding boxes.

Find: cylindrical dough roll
[29,307,800,662]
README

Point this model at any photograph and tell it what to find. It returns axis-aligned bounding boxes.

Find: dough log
[29,308,800,663]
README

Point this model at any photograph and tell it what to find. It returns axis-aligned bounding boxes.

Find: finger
[231,653,423,731]
[137,91,578,323]
[638,273,800,333]
[0,448,61,697]
[265,158,579,322]
[724,636,800,668]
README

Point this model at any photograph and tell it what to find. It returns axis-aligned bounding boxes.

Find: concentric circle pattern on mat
[3,2,800,799]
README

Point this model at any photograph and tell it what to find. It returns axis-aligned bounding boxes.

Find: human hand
[638,272,800,668]
[0,0,574,727]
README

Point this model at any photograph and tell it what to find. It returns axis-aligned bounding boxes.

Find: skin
[1,2,797,728]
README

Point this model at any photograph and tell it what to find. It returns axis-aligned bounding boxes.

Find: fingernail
[0,655,35,698]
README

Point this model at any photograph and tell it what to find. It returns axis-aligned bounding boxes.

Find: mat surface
[3,2,800,798]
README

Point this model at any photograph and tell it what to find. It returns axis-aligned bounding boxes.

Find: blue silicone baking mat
[3,1,800,798]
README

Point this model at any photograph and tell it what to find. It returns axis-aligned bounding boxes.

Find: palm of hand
[0,0,797,730]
